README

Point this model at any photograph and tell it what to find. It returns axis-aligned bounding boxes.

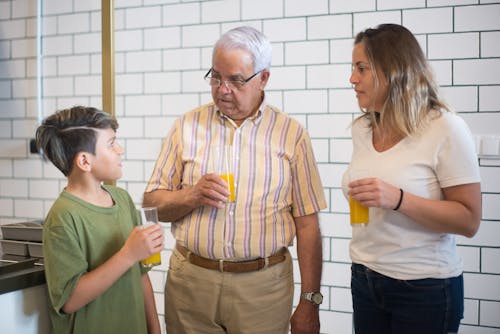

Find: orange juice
[220,173,235,202]
[138,207,162,268]
[141,252,161,268]
[349,196,369,225]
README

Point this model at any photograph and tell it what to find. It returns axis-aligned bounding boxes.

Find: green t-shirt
[43,185,149,334]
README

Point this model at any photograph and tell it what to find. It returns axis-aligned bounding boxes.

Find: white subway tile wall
[1,1,499,333]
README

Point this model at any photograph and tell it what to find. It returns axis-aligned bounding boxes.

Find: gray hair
[213,26,272,72]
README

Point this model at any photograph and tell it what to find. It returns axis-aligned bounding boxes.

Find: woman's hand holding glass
[349,176,403,211]
[348,169,371,225]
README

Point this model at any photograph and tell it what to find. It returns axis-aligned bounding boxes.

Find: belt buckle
[219,259,224,272]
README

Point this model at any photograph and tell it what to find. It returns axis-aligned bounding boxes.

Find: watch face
[312,292,323,304]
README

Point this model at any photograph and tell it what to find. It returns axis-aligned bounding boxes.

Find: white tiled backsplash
[1,1,499,333]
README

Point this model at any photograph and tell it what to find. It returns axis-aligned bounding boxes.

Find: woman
[343,24,481,333]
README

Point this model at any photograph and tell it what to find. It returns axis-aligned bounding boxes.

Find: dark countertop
[0,254,45,295]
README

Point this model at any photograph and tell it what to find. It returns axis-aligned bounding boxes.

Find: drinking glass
[212,145,236,202]
[349,169,370,225]
[138,207,162,268]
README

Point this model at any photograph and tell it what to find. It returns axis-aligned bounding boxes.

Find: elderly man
[143,26,326,334]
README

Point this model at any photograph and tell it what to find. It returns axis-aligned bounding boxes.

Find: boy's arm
[142,273,161,334]
[61,224,163,314]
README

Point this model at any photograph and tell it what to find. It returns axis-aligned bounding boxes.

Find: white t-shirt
[342,112,480,280]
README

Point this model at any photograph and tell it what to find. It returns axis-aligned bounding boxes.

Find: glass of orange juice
[139,207,162,268]
[349,169,370,226]
[212,145,236,202]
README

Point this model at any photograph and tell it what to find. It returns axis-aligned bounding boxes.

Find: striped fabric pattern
[145,101,326,260]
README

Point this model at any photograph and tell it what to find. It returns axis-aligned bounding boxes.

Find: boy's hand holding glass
[138,207,163,268]
[122,207,164,267]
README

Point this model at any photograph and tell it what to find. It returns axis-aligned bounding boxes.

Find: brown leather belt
[175,244,287,273]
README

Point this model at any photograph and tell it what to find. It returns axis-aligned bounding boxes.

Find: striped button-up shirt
[145,101,326,260]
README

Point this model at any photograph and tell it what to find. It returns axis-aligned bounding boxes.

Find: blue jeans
[351,263,464,334]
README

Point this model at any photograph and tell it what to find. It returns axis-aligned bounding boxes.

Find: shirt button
[229,211,234,216]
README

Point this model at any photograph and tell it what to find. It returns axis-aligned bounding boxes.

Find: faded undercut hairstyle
[355,23,451,137]
[214,26,272,72]
[35,106,118,176]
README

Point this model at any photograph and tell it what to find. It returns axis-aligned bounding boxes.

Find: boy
[36,106,163,334]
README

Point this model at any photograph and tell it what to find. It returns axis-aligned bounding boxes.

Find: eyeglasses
[204,68,263,90]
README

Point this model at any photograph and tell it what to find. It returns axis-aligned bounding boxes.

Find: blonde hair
[354,24,451,137]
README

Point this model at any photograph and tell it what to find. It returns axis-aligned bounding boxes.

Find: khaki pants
[165,247,294,334]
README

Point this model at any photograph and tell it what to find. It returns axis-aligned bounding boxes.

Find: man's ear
[259,69,270,90]
[73,152,92,173]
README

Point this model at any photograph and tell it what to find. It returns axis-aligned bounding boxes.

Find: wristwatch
[301,291,323,305]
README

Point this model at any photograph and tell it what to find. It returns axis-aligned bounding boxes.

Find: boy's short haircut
[36,106,118,176]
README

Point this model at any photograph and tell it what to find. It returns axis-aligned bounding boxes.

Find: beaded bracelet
[393,188,404,211]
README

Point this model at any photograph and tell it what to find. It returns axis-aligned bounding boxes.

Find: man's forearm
[143,188,197,222]
[295,213,322,292]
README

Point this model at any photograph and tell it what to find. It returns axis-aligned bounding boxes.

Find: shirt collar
[215,93,266,126]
